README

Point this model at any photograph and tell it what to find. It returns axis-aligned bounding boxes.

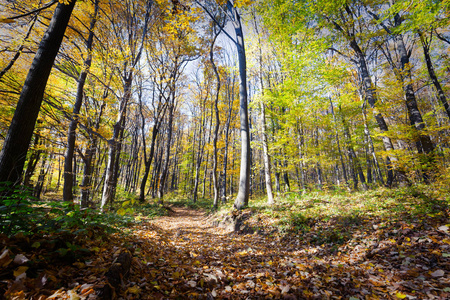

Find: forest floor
[1,187,450,299]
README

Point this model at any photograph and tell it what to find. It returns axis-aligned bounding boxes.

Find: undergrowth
[0,184,167,237]
[212,184,449,240]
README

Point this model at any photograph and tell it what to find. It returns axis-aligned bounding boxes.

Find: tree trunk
[329,98,350,190]
[210,31,221,209]
[229,2,251,210]
[0,0,76,186]
[139,123,159,202]
[221,77,235,203]
[261,101,274,204]
[34,151,50,200]
[80,99,105,208]
[23,128,43,187]
[340,108,368,191]
[392,15,434,181]
[349,39,398,186]
[63,0,99,203]
[101,75,132,210]
[419,32,450,121]
[157,103,175,203]
[296,122,306,193]
[283,159,290,192]
[361,104,384,186]
[252,9,275,204]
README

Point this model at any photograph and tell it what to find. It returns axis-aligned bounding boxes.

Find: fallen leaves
[0,203,449,299]
[430,269,445,277]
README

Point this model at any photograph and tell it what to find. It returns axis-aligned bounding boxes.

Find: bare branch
[194,0,237,45]
[1,0,58,22]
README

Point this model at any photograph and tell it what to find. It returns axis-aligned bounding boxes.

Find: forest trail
[125,206,450,299]
[2,205,448,299]
[148,206,227,234]
[128,206,311,298]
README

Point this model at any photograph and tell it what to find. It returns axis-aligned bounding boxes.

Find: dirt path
[129,206,295,299]
[123,207,449,299]
[149,206,228,234]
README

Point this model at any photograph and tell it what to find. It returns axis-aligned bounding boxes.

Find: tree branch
[0,0,58,22]
[366,10,392,35]
[194,0,237,45]
[327,47,357,64]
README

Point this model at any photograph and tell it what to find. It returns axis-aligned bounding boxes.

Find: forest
[0,0,449,299]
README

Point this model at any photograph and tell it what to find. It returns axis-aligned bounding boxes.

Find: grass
[206,184,449,247]
[166,192,219,212]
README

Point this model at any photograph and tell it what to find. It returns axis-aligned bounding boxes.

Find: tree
[227,1,251,210]
[101,0,152,210]
[0,0,76,187]
[210,25,222,209]
[369,1,435,181]
[63,0,99,203]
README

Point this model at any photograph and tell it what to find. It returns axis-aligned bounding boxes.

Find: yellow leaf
[90,246,100,252]
[0,18,15,24]
[126,286,140,294]
[14,266,28,278]
[73,262,85,269]
[395,291,407,299]
[117,208,126,216]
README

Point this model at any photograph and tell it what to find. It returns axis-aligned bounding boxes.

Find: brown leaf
[430,270,445,277]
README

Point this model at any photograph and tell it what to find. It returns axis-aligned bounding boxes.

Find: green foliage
[168,194,217,211]
[278,211,310,234]
[0,182,137,237]
[236,185,448,245]
[134,203,170,219]
[0,183,41,235]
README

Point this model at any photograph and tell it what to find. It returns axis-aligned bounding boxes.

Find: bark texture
[0,0,76,185]
[228,1,251,210]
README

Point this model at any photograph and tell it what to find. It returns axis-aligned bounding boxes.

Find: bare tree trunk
[361,103,384,186]
[63,0,99,202]
[260,101,274,204]
[348,39,398,186]
[23,129,43,187]
[139,87,165,202]
[419,31,450,121]
[157,102,175,203]
[393,24,434,181]
[221,76,235,203]
[0,0,76,186]
[192,123,204,203]
[340,107,368,191]
[329,98,350,190]
[228,2,251,210]
[210,30,221,209]
[101,75,132,210]
[80,99,105,208]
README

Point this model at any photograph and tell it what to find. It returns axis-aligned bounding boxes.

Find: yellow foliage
[234,0,255,8]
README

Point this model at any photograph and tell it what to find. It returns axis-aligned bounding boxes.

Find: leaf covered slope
[1,187,449,299]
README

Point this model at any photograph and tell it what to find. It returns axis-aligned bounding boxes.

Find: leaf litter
[0,202,449,299]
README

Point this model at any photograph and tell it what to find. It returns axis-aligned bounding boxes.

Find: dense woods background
[0,0,449,210]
